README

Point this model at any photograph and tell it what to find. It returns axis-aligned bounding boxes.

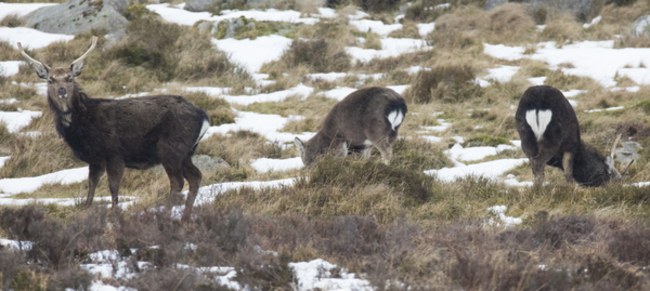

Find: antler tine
[16,42,51,71]
[610,133,622,160]
[70,36,98,66]
[622,159,634,176]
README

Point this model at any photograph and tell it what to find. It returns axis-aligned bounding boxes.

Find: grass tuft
[280,38,351,73]
[404,65,482,103]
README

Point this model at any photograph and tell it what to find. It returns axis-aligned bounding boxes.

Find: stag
[294,87,407,166]
[18,36,210,220]
[515,85,621,187]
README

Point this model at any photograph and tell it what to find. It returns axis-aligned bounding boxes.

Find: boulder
[184,0,285,12]
[184,0,218,12]
[22,0,129,35]
[518,0,602,22]
[153,155,230,174]
[484,0,507,11]
[191,155,231,173]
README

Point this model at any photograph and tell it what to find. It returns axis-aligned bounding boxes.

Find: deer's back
[321,87,405,145]
[515,85,581,156]
[63,95,208,168]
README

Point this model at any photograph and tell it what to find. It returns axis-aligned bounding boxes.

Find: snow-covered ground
[0,110,42,133]
[0,3,56,20]
[484,40,650,88]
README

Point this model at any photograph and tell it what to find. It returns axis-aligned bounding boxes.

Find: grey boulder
[484,0,507,11]
[22,0,130,35]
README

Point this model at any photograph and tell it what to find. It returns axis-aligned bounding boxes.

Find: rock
[523,0,602,22]
[184,0,286,12]
[184,0,218,12]
[191,155,230,173]
[632,15,650,37]
[21,0,129,35]
[153,155,230,174]
[215,17,247,39]
[484,0,507,11]
[614,141,643,166]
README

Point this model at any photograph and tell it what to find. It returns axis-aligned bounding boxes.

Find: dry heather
[3,186,650,289]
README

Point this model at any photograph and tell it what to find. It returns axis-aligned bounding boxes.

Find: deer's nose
[58,88,67,96]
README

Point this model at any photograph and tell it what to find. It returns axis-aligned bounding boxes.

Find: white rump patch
[525,109,552,141]
[386,110,404,131]
[196,118,210,145]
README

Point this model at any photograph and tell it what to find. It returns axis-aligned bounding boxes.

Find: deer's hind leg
[369,133,397,165]
[562,152,575,184]
[530,142,559,186]
[181,156,202,222]
[106,157,125,208]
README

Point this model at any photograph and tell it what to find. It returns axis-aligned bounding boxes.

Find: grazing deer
[515,85,621,187]
[18,37,210,221]
[294,87,407,166]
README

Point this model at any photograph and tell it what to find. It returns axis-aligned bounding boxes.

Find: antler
[70,36,98,67]
[622,159,634,176]
[610,133,622,160]
[16,42,51,72]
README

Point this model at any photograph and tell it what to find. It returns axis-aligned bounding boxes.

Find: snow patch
[0,27,74,49]
[250,157,304,172]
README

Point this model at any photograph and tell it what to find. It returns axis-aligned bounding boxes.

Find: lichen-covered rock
[215,18,247,39]
[184,0,218,12]
[153,155,230,174]
[21,0,129,35]
[191,155,231,173]
[184,0,281,12]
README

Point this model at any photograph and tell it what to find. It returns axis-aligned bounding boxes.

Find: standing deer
[294,87,407,166]
[515,85,621,187]
[18,36,210,221]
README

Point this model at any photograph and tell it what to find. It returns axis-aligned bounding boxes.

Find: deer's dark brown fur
[18,37,210,221]
[515,85,620,187]
[295,87,407,166]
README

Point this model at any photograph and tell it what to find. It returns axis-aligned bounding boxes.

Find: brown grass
[403,64,483,104]
[486,3,536,43]
[0,112,85,179]
[540,14,583,44]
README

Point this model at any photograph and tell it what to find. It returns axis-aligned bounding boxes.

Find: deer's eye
[67,78,73,83]
[47,80,53,84]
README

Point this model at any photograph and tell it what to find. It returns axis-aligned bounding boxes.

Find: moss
[465,136,513,147]
[215,17,295,40]
[123,4,157,21]
[208,108,236,126]
[635,100,650,114]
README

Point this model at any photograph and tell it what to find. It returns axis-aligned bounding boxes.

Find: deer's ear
[32,63,50,80]
[70,61,85,77]
[294,137,305,154]
[69,36,98,77]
